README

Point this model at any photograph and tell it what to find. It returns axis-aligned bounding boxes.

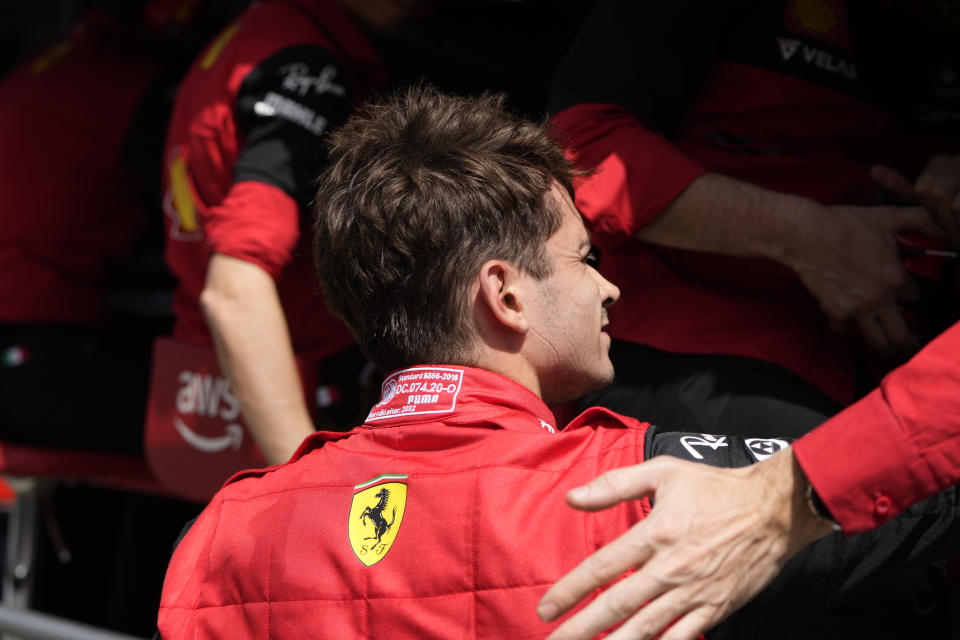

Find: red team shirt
[550,0,959,405]
[162,0,384,355]
[0,11,161,325]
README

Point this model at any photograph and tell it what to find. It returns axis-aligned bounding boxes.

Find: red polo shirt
[550,0,958,405]
[162,0,384,354]
[0,11,160,324]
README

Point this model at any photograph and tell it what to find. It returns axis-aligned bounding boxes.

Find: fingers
[870,164,916,202]
[600,582,708,640]
[891,205,945,240]
[539,521,656,623]
[547,565,669,640]
[875,303,918,353]
[565,458,673,511]
[856,313,889,354]
[856,303,918,355]
[898,272,920,303]
[657,609,718,640]
[915,154,960,245]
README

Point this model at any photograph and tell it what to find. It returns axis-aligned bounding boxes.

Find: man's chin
[545,365,615,406]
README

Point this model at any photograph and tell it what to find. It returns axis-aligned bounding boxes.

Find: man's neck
[466,348,544,404]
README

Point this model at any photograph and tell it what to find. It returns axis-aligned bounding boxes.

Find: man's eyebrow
[579,231,593,251]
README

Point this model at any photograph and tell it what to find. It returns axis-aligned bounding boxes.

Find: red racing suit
[158,365,960,639]
[161,0,384,355]
[550,0,960,404]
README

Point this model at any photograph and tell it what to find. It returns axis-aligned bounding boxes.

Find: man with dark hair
[158,86,960,639]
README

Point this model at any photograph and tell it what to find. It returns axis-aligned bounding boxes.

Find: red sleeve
[549,103,707,251]
[204,179,300,279]
[794,322,960,533]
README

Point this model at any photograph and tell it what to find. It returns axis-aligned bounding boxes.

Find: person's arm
[194,44,357,463]
[538,320,960,640]
[551,2,941,355]
[537,449,832,640]
[201,252,313,465]
[643,172,941,354]
[794,318,960,532]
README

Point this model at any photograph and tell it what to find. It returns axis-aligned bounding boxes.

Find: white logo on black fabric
[253,91,329,135]
[680,434,728,460]
[777,38,857,79]
[278,63,346,97]
[744,438,789,462]
[778,38,801,61]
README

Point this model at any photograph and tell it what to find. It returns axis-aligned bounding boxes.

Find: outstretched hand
[537,450,836,640]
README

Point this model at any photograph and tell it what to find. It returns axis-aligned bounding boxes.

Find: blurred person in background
[161,0,428,465]
[0,0,222,452]
[549,0,960,440]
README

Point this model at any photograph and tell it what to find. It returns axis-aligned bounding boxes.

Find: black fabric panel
[647,426,791,467]
[643,425,960,638]
[234,44,353,208]
[548,0,721,135]
[642,425,960,638]
[712,487,960,639]
[582,340,839,440]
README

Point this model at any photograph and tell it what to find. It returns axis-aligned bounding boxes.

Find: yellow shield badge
[348,474,408,567]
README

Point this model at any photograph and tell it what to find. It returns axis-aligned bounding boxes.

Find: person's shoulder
[214,430,354,499]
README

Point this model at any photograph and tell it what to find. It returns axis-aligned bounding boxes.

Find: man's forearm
[539,448,835,640]
[201,253,315,465]
[637,172,821,265]
[638,171,937,353]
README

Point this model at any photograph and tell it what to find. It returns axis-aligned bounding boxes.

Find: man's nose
[600,274,620,308]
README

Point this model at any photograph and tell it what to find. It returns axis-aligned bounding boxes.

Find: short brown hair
[313,85,573,372]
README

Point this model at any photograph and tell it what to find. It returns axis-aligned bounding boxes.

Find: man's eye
[583,247,601,268]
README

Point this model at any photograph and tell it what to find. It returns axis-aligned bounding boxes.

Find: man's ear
[476,260,529,334]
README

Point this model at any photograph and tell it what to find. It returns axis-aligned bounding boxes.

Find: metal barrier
[0,606,147,640]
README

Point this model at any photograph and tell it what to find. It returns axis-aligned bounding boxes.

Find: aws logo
[348,474,408,567]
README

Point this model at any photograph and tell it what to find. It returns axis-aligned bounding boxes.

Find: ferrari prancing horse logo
[348,474,408,567]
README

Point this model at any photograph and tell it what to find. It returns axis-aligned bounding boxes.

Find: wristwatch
[805,482,842,532]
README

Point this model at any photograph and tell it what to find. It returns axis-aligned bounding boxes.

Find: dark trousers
[580,340,842,439]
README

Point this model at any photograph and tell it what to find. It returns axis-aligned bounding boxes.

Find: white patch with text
[367,367,465,422]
